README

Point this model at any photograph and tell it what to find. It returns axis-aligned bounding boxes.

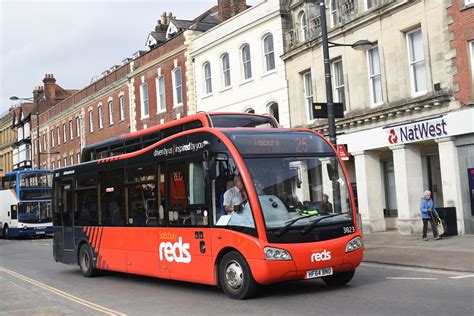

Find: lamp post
[10,94,40,169]
[318,0,373,147]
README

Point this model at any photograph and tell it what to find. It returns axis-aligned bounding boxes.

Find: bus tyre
[3,225,9,239]
[79,244,98,277]
[322,270,355,287]
[219,251,257,300]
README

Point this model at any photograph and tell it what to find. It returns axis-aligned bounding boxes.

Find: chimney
[218,0,247,23]
[42,74,56,102]
[161,12,168,25]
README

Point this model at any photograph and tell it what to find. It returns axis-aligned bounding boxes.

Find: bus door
[61,178,75,252]
[163,160,214,284]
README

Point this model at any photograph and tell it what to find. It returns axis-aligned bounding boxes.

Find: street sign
[312,102,344,118]
[337,144,350,160]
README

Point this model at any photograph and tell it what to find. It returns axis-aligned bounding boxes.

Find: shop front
[338,107,474,235]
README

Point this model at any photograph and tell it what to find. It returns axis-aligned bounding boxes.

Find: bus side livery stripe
[97,227,104,254]
[93,227,101,252]
[294,128,359,220]
[90,228,97,249]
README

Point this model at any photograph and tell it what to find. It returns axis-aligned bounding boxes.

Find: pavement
[362,230,474,273]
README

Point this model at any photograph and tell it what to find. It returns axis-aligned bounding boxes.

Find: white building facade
[281,0,474,234]
[191,0,290,127]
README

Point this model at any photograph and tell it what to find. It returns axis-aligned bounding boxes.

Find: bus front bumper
[247,247,363,285]
[9,226,53,237]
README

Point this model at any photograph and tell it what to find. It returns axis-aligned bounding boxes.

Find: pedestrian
[420,190,440,241]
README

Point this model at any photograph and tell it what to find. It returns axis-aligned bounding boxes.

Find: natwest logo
[311,249,332,262]
[387,117,448,145]
[159,237,191,263]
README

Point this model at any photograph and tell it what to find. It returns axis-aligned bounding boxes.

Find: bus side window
[53,179,62,226]
[99,169,125,226]
[167,160,208,227]
[126,164,157,227]
[11,205,17,220]
[74,173,98,226]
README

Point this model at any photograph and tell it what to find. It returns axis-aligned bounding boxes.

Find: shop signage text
[388,118,448,144]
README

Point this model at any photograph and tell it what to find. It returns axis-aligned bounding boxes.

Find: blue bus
[0,170,53,238]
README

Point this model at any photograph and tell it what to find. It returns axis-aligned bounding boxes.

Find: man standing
[223,175,246,214]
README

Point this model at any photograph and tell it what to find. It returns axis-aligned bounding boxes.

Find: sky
[0,0,259,115]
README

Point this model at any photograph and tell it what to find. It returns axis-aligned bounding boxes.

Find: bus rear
[0,170,53,238]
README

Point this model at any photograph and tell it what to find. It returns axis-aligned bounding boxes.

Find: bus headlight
[264,247,292,260]
[345,236,363,253]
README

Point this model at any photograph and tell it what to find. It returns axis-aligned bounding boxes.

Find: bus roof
[3,169,52,176]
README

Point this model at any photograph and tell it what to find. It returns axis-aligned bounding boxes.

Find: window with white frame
[50,130,55,147]
[63,157,67,167]
[221,53,231,87]
[56,127,60,146]
[119,96,126,121]
[465,0,474,5]
[24,122,30,138]
[267,102,279,123]
[43,133,47,152]
[156,76,166,112]
[469,41,474,94]
[172,67,183,106]
[89,110,94,133]
[203,62,212,95]
[330,0,338,27]
[367,46,383,105]
[57,160,60,168]
[407,28,427,96]
[63,123,67,143]
[332,59,346,111]
[69,120,73,140]
[52,161,55,169]
[299,11,308,42]
[242,44,252,80]
[108,100,114,125]
[365,0,376,10]
[76,117,80,138]
[70,155,74,166]
[303,71,314,121]
[263,33,275,72]
[140,83,149,118]
[77,153,81,164]
[98,105,104,129]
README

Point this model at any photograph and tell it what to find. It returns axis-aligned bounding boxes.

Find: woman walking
[420,190,440,241]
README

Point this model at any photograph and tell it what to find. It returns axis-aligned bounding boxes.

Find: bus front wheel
[322,270,355,287]
[2,225,9,239]
[79,244,98,277]
[219,251,257,300]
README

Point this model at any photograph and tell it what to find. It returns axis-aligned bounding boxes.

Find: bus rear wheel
[322,270,355,287]
[219,251,257,300]
[79,244,98,277]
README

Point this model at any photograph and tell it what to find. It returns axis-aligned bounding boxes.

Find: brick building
[30,3,238,170]
[447,0,474,232]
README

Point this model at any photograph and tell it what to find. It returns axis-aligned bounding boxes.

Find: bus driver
[223,175,247,214]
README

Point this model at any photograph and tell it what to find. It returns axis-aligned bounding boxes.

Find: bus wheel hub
[225,261,243,289]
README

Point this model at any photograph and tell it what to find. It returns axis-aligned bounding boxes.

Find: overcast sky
[0,0,259,115]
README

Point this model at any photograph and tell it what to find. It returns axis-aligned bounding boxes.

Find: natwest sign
[386,116,448,145]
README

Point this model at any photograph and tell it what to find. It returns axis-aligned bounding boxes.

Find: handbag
[431,213,445,236]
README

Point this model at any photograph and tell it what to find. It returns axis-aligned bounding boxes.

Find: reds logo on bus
[310,249,331,262]
[159,237,192,263]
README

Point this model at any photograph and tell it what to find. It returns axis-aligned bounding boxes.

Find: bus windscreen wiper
[301,212,351,235]
[274,213,321,237]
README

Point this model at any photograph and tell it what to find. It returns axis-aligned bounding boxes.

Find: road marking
[0,266,126,316]
[450,274,474,279]
[386,277,437,280]
[361,262,464,276]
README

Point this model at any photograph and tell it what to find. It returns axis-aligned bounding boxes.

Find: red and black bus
[53,113,362,299]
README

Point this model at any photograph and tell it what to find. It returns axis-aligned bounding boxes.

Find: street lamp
[10,94,40,169]
[318,0,374,147]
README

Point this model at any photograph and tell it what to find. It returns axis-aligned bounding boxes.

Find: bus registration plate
[306,267,333,279]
